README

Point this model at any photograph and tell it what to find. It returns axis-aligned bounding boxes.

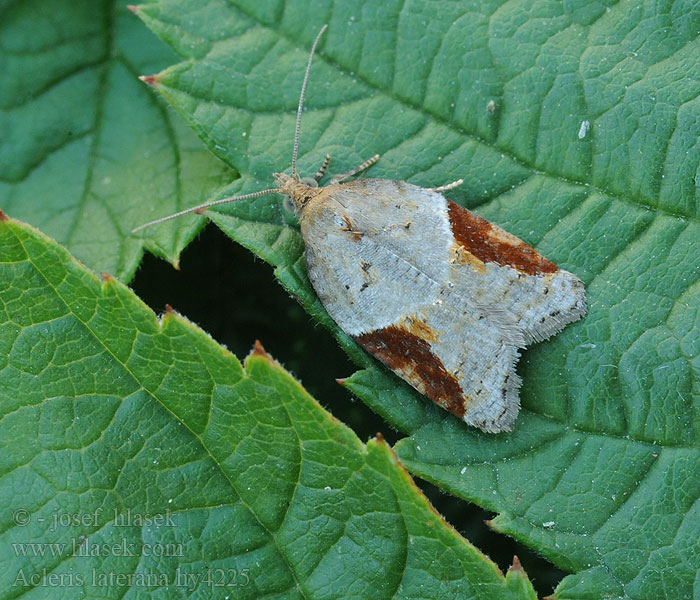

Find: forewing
[445,200,586,343]
[355,304,522,432]
[298,179,585,433]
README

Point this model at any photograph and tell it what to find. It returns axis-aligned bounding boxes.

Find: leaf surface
[0,0,234,280]
[0,214,537,599]
[134,2,700,598]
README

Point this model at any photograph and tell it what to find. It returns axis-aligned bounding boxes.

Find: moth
[134,26,586,433]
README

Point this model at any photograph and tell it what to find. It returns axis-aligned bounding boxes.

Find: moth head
[273,172,295,193]
[274,172,319,215]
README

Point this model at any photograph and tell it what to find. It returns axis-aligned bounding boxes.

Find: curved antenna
[131,188,280,233]
[290,24,328,180]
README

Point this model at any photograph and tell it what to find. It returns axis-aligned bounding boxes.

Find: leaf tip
[164,303,175,315]
[251,340,270,359]
[508,555,523,573]
[335,377,347,386]
[0,209,7,222]
[506,555,537,598]
[245,340,282,371]
[139,74,160,87]
[127,4,140,13]
[369,432,401,464]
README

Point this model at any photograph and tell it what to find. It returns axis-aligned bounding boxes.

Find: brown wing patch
[447,201,557,275]
[354,324,467,418]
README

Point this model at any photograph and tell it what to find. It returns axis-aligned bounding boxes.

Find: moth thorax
[273,172,321,214]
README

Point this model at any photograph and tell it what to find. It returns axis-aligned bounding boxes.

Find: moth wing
[299,178,585,432]
[312,181,586,347]
[444,200,587,344]
[355,300,523,432]
[300,180,527,432]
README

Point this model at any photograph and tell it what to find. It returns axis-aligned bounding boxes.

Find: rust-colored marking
[100,272,114,282]
[447,201,557,275]
[509,556,524,573]
[139,75,159,87]
[164,304,174,315]
[340,215,363,242]
[0,209,7,221]
[355,324,466,418]
[246,339,278,369]
[251,339,270,358]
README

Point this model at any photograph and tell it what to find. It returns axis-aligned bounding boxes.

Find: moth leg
[314,154,332,182]
[330,154,380,184]
[427,179,464,193]
[301,154,332,188]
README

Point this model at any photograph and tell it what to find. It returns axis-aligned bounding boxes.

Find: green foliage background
[1,0,699,598]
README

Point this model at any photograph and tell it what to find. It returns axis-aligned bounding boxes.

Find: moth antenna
[131,188,280,233]
[290,24,328,180]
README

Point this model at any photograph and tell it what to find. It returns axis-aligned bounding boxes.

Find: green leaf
[505,558,538,600]
[133,2,700,598]
[0,0,235,281]
[0,214,534,599]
